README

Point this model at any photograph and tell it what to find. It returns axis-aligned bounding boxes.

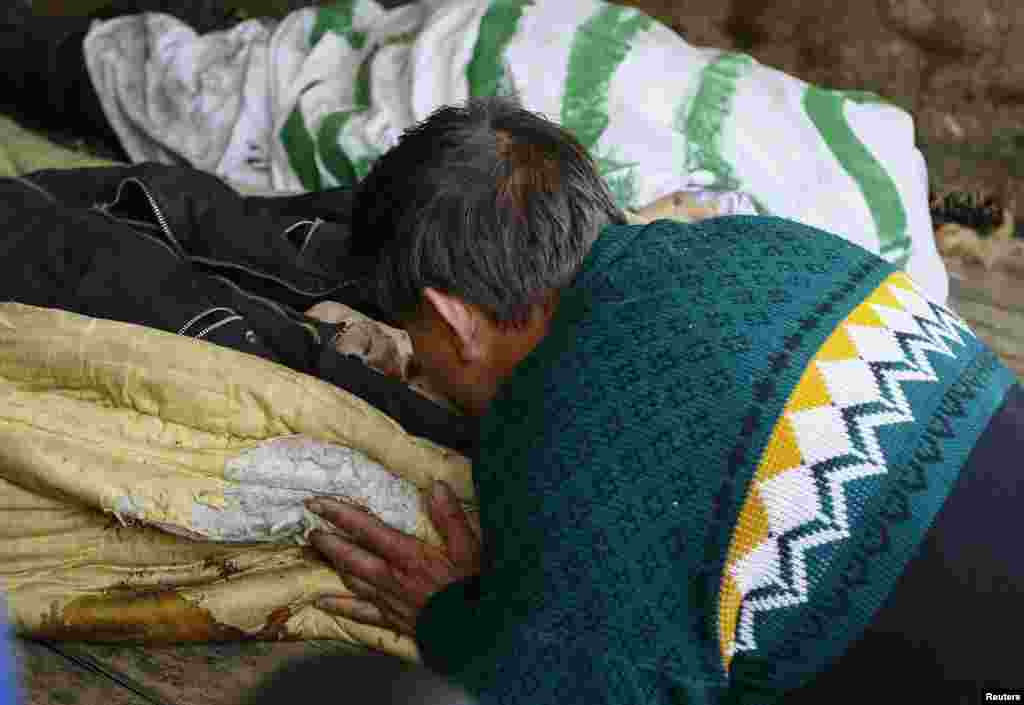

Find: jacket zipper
[177,306,245,340]
[39,174,354,339]
[193,314,245,340]
[281,218,327,258]
[209,273,300,321]
[178,307,239,336]
[191,255,357,298]
[97,178,356,297]
[208,274,322,345]
[91,208,183,262]
[96,177,186,258]
[297,218,324,257]
[127,177,180,254]
[14,176,58,203]
[21,175,183,264]
[282,218,316,247]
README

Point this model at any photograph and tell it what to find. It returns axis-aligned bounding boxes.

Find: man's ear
[423,288,487,363]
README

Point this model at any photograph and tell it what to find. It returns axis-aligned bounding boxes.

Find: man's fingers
[305,494,476,635]
[335,571,420,625]
[427,480,482,574]
[307,498,420,566]
[310,530,401,596]
[316,595,386,627]
[314,595,415,636]
[340,572,378,601]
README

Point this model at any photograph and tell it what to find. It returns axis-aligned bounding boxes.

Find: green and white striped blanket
[84,0,947,302]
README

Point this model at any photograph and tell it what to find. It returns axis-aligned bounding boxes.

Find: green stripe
[675,51,770,213]
[678,52,754,194]
[354,30,418,108]
[353,155,376,181]
[289,2,408,190]
[280,105,322,191]
[317,110,359,187]
[560,5,653,208]
[316,109,383,186]
[311,1,367,50]
[804,86,910,266]
[467,0,533,98]
[561,5,653,151]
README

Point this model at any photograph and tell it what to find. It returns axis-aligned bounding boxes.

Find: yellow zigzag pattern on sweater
[717,271,974,671]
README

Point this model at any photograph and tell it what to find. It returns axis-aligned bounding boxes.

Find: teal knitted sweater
[415,216,1017,704]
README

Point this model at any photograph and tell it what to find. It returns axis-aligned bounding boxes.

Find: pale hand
[305,479,481,637]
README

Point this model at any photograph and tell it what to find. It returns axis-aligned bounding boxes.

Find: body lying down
[0,159,470,655]
[83,0,949,302]
[0,300,462,655]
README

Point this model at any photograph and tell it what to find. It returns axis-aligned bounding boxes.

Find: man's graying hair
[350,96,627,328]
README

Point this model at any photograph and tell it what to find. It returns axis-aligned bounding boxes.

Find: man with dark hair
[303,96,1024,704]
[349,97,627,414]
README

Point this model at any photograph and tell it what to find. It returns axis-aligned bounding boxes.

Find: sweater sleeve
[408,311,715,702]
[417,578,696,705]
[415,575,482,677]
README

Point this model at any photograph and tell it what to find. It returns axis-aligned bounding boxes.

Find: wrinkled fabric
[0,163,477,455]
[82,0,948,302]
[0,113,479,653]
[0,302,474,651]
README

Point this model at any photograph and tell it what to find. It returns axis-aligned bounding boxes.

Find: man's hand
[305,479,481,637]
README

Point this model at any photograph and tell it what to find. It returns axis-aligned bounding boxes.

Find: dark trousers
[240,649,477,705]
[790,383,1024,703]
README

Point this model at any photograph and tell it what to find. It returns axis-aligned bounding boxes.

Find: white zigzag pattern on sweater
[730,278,975,657]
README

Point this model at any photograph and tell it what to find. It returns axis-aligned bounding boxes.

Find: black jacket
[0,163,475,455]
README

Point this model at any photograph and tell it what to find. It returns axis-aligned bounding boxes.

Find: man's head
[350,97,626,417]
